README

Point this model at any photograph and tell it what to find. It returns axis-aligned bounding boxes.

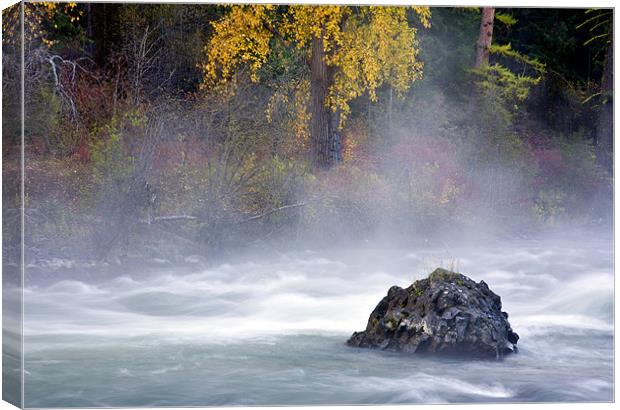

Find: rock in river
[347,268,519,359]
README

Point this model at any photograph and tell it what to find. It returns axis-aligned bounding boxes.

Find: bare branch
[237,202,306,224]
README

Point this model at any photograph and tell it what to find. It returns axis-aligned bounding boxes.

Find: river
[15,233,614,406]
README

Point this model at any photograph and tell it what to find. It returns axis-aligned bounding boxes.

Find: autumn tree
[202,5,431,169]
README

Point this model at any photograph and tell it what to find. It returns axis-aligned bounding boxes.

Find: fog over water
[12,230,613,406]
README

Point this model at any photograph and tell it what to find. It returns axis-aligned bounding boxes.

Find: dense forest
[2,3,614,265]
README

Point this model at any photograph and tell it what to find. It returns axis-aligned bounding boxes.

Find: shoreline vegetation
[3,5,613,275]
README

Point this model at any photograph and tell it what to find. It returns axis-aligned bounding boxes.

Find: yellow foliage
[282,6,350,52]
[328,6,426,123]
[201,5,274,85]
[2,2,81,47]
[203,5,431,126]
[266,78,312,155]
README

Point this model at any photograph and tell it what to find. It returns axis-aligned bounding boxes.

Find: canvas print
[2,2,614,407]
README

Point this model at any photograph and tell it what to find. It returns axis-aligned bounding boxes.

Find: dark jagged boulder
[347,268,519,359]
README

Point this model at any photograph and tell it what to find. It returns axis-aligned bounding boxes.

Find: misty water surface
[14,233,614,406]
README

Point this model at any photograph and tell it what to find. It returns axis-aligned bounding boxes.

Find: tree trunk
[475,8,495,68]
[596,30,613,174]
[86,3,94,56]
[86,3,93,38]
[310,34,340,169]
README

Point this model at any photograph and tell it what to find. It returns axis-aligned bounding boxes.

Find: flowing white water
[19,235,613,406]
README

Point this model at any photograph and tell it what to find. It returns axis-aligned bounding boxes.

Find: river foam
[20,235,613,405]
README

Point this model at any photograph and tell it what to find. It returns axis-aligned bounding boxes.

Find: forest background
[1,2,614,265]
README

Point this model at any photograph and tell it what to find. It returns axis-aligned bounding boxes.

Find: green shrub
[533,189,567,224]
